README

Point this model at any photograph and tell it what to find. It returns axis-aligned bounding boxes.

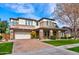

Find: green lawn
[44,39,79,46]
[0,42,13,55]
[68,47,79,53]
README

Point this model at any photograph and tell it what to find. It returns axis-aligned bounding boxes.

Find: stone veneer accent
[39,29,44,40]
[49,30,53,38]
[10,30,14,40]
[57,31,62,39]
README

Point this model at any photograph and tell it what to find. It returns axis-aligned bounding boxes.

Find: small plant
[61,37,67,39]
[0,35,3,40]
[31,31,37,39]
[50,36,56,40]
[67,36,73,39]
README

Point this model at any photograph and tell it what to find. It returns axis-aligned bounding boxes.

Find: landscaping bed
[0,42,13,55]
[68,47,79,53]
[43,39,79,46]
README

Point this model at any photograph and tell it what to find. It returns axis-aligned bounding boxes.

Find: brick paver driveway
[12,39,79,55]
[13,39,51,54]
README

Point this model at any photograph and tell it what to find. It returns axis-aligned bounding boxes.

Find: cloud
[22,14,40,20]
[0,3,56,19]
[49,4,56,13]
[4,3,35,14]
[47,3,56,17]
[2,3,39,19]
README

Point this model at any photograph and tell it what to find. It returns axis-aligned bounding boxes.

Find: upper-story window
[26,20,30,25]
[49,21,51,26]
[33,21,37,26]
[13,21,18,25]
[30,21,33,25]
[46,20,51,26]
[46,21,49,26]
[11,20,18,26]
[26,20,28,25]
[26,20,34,26]
[19,19,26,25]
[28,21,30,25]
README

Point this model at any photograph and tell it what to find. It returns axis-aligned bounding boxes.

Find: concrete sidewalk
[57,43,79,49]
[12,46,79,55]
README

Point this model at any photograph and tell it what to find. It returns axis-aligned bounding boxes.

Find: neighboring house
[62,27,72,37]
[10,18,65,40]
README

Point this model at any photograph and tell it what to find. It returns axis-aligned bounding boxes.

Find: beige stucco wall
[38,19,56,28]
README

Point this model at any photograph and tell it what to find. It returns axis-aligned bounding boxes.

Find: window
[26,20,29,25]
[26,20,33,26]
[26,20,27,25]
[19,19,26,25]
[49,21,51,26]
[46,21,51,26]
[36,22,38,26]
[28,21,30,25]
[11,21,18,25]
[30,21,33,26]
[33,21,36,26]
[47,21,48,26]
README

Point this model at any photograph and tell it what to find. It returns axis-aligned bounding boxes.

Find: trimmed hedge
[0,35,3,40]
[61,37,67,39]
[50,36,56,40]
[61,36,73,39]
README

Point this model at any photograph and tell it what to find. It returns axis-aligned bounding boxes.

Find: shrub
[31,31,37,39]
[67,36,73,39]
[61,37,67,39]
[50,36,56,40]
[0,35,3,40]
[61,36,73,39]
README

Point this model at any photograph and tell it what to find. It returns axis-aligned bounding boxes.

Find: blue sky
[0,3,65,27]
[0,3,56,20]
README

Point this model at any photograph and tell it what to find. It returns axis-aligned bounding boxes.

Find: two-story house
[10,18,65,40]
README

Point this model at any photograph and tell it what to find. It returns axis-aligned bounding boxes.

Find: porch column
[10,30,14,40]
[57,30,62,39]
[39,29,44,40]
[62,32,65,37]
[49,30,53,38]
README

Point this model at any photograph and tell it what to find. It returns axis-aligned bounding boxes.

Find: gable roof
[10,18,18,20]
[10,17,55,22]
[18,18,38,21]
[10,17,38,22]
[38,18,55,21]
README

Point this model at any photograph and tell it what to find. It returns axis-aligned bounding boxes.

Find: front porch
[34,28,66,40]
[10,27,66,40]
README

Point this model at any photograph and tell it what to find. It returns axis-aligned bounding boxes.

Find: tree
[31,31,36,39]
[0,21,9,33]
[54,3,79,39]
